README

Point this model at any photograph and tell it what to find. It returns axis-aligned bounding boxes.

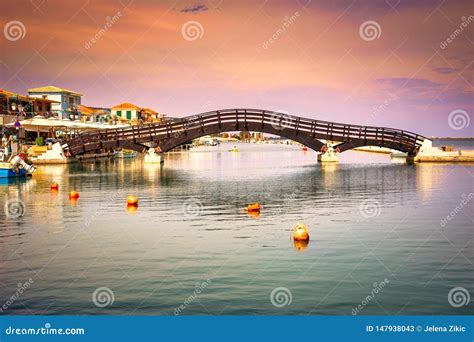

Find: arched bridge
[63,109,426,156]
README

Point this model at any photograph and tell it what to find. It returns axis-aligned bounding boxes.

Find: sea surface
[0,142,473,315]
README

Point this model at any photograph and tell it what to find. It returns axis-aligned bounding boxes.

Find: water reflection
[246,211,260,219]
[0,143,472,315]
[292,239,309,252]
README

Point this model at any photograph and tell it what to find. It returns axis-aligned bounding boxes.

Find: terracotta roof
[0,89,60,103]
[111,102,141,110]
[79,105,95,115]
[142,107,157,114]
[27,85,82,96]
[0,89,29,101]
[80,105,108,116]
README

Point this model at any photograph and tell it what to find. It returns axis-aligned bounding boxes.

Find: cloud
[179,4,208,14]
[376,78,441,89]
[432,67,459,74]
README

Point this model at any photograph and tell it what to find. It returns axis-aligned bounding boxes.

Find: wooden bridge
[63,109,426,156]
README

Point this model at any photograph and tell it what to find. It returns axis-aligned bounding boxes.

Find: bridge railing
[64,109,425,153]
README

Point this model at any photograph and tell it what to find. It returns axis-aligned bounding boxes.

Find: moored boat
[115,149,138,159]
[0,154,36,178]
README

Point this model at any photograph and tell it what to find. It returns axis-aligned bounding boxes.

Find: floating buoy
[247,203,260,212]
[69,198,78,206]
[126,195,139,206]
[302,146,308,151]
[293,223,309,241]
[68,191,79,199]
[50,183,59,190]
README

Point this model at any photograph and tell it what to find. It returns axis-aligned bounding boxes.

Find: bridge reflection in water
[63,109,426,157]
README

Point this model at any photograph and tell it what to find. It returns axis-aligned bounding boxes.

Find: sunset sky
[1,0,473,136]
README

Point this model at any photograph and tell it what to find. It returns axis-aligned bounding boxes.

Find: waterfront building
[111,103,164,124]
[252,132,264,141]
[111,102,141,122]
[141,107,166,123]
[240,130,251,141]
[0,89,60,131]
[80,105,110,123]
[27,86,82,120]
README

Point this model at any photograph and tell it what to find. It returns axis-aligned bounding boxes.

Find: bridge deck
[63,109,426,156]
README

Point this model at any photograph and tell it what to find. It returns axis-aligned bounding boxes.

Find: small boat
[115,150,138,159]
[0,154,36,178]
[0,162,28,177]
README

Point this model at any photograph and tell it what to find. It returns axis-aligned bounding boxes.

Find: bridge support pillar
[144,148,164,164]
[317,145,339,163]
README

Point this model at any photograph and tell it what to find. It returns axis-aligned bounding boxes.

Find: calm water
[1,142,473,315]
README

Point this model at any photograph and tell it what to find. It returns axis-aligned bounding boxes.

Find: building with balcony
[27,86,82,120]
[0,89,60,131]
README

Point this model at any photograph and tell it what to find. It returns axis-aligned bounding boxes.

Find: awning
[6,116,130,132]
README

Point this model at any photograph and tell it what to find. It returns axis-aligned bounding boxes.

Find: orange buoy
[50,183,59,190]
[247,203,261,212]
[126,195,139,206]
[69,198,78,206]
[68,191,79,199]
[293,223,310,241]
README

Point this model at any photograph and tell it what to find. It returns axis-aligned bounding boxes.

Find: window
[126,110,132,120]
[116,110,122,116]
